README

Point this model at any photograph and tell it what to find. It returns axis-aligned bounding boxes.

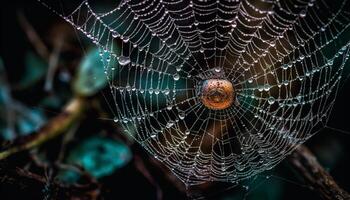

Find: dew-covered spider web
[39,0,350,186]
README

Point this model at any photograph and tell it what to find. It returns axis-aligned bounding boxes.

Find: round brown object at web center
[200,79,235,110]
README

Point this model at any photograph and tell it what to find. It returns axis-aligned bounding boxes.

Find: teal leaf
[64,136,132,179]
[17,52,47,88]
[73,48,115,96]
[0,102,46,140]
[0,57,46,140]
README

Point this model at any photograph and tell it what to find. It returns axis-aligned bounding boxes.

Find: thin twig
[17,11,49,60]
[134,155,163,200]
[45,37,63,92]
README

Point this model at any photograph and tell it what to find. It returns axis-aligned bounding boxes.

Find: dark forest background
[1,0,350,199]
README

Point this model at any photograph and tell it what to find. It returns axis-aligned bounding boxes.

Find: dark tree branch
[288,145,350,200]
[0,97,86,160]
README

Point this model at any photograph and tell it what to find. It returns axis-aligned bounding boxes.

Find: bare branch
[0,97,86,160]
[288,145,350,200]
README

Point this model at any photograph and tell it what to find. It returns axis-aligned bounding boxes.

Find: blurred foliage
[73,48,113,96]
[16,52,46,89]
[59,136,132,183]
[0,56,46,140]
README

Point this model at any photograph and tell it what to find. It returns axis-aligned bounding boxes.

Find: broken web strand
[38,0,350,189]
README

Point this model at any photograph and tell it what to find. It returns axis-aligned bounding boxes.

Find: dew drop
[122,117,129,124]
[214,67,221,73]
[263,84,271,91]
[176,65,182,72]
[268,97,275,105]
[327,59,334,66]
[166,121,174,128]
[154,89,160,95]
[178,112,185,120]
[282,64,288,70]
[173,73,180,81]
[112,32,120,38]
[118,56,131,66]
[122,37,130,43]
[164,88,170,95]
[299,10,307,18]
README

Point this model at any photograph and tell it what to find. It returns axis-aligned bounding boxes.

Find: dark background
[1,0,350,199]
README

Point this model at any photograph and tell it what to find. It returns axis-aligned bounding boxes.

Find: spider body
[200,79,234,110]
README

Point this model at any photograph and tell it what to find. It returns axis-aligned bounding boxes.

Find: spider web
[39,0,350,186]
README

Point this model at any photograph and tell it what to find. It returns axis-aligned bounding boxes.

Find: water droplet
[268,97,275,105]
[178,112,185,120]
[112,32,119,38]
[176,65,182,72]
[173,74,180,81]
[118,56,131,66]
[113,117,119,123]
[296,95,302,102]
[126,85,131,92]
[299,10,307,18]
[327,59,334,66]
[214,67,221,73]
[166,121,174,128]
[164,88,170,95]
[282,64,289,70]
[123,37,130,43]
[122,117,129,124]
[263,84,271,91]
[154,89,160,95]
